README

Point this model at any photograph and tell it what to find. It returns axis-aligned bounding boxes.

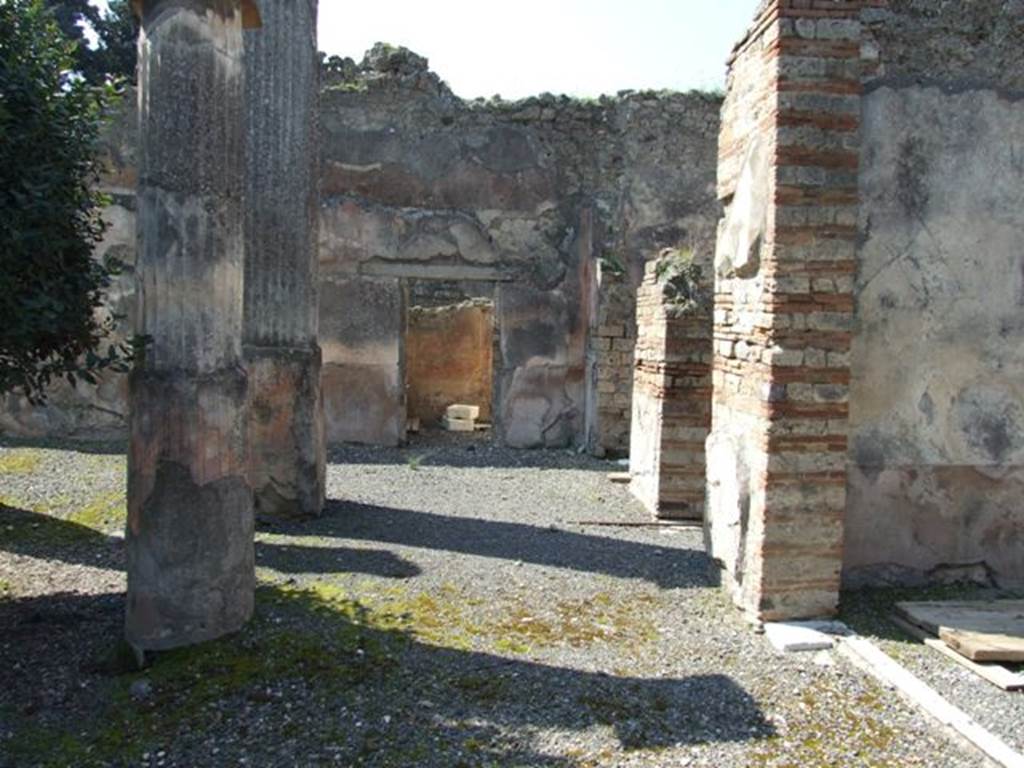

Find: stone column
[243,0,325,521]
[127,0,255,651]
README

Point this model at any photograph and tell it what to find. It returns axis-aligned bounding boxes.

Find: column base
[126,366,254,651]
[245,345,326,522]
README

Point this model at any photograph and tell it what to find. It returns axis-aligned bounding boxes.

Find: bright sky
[318,1,762,99]
[91,1,762,99]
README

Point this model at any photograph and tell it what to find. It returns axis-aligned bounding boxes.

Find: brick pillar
[244,0,325,521]
[629,251,713,520]
[588,270,637,457]
[706,1,863,622]
[127,0,255,650]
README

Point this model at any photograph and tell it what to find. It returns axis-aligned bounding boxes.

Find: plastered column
[243,0,325,521]
[127,0,254,650]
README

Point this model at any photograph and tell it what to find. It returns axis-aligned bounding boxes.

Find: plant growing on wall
[0,0,131,403]
[599,253,627,276]
[654,247,708,316]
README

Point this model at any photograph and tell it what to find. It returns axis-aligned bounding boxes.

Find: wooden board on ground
[606,472,631,484]
[890,614,1024,691]
[896,600,1024,663]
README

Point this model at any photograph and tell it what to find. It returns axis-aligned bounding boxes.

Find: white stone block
[446,404,480,420]
[765,621,839,653]
[443,415,475,432]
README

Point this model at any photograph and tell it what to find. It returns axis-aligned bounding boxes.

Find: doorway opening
[404,280,497,435]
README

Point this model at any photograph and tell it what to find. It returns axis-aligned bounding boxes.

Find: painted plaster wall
[847,83,1024,587]
[0,48,721,451]
[406,301,494,425]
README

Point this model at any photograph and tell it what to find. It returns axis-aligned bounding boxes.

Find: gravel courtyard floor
[0,434,1003,767]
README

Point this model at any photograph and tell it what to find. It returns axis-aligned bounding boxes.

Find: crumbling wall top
[863,0,1024,94]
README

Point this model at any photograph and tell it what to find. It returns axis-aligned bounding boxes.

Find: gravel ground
[0,434,992,767]
[841,586,1024,756]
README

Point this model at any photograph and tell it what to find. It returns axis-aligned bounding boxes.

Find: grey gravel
[0,435,990,767]
[842,587,1024,756]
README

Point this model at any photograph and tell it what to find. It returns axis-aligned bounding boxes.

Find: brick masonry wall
[707,0,871,622]
[629,257,712,520]
[587,270,637,456]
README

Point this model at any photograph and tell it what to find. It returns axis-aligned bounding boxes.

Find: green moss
[452,673,510,703]
[0,449,43,474]
[324,80,369,93]
[653,247,708,316]
[68,490,125,533]
[746,678,899,767]
[349,583,660,656]
[492,637,531,655]
[4,584,410,768]
[489,593,660,652]
[365,583,480,650]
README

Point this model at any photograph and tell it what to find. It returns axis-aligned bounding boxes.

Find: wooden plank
[606,472,631,484]
[890,614,1024,692]
[569,520,702,529]
[896,600,1024,663]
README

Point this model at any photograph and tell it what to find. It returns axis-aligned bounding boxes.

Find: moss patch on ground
[4,584,410,768]
[746,681,899,768]
[0,449,44,475]
[489,592,660,652]
[67,490,126,533]
[0,489,125,549]
[344,582,661,656]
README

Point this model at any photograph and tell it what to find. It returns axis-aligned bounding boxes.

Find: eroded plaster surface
[847,84,1024,587]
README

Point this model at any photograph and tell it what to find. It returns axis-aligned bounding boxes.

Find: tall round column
[127,0,254,650]
[243,0,325,521]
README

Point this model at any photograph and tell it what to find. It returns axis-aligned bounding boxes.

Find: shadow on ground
[0,585,774,767]
[263,499,713,589]
[0,506,422,580]
[2,496,710,589]
[326,430,619,472]
[0,436,126,456]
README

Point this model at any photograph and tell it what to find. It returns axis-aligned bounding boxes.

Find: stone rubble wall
[629,258,712,519]
[318,49,720,448]
[0,47,721,452]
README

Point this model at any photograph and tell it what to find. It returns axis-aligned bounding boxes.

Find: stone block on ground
[447,404,480,421]
[765,621,844,653]
[443,415,476,432]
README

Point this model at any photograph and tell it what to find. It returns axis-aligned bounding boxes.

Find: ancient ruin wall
[407,300,494,425]
[707,1,865,621]
[318,47,720,448]
[0,47,720,452]
[846,1,1024,588]
[629,253,712,520]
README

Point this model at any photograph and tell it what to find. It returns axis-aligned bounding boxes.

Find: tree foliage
[0,0,131,402]
[46,0,138,84]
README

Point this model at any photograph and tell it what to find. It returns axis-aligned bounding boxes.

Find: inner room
[405,280,496,436]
